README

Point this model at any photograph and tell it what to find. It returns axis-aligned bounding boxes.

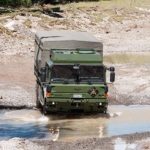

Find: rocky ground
[0,132,150,150]
[0,1,150,149]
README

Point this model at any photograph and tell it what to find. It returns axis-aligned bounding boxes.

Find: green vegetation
[0,0,150,7]
[0,0,32,7]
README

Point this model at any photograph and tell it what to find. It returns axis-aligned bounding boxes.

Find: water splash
[108,112,122,118]
[38,115,49,123]
[3,110,49,123]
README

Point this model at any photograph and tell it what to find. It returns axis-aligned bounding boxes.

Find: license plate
[73,94,82,98]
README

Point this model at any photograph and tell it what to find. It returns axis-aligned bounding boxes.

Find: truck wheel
[103,108,107,114]
[36,97,42,109]
[42,100,48,115]
[103,110,107,114]
[36,83,42,109]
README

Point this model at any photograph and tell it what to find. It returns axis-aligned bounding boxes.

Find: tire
[36,83,42,109]
[103,110,107,114]
[103,107,108,114]
[42,99,48,115]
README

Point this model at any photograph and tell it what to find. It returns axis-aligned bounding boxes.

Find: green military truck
[34,31,115,114]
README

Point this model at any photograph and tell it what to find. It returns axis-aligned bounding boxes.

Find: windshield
[51,65,105,83]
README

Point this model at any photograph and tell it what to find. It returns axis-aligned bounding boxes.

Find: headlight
[52,101,55,105]
[99,102,102,106]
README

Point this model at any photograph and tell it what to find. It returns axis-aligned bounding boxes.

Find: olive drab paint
[34,31,115,114]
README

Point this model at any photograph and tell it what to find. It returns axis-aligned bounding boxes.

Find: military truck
[34,31,115,114]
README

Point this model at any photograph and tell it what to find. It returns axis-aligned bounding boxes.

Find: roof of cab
[35,30,103,50]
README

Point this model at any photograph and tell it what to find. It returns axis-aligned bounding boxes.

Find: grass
[104,53,150,64]
[60,0,150,10]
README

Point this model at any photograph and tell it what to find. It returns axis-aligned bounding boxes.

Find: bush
[0,0,32,7]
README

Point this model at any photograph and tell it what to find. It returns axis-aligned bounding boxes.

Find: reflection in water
[46,114,108,141]
[49,127,60,141]
[98,126,104,138]
[0,105,150,141]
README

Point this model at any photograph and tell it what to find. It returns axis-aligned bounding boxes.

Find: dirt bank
[0,55,35,107]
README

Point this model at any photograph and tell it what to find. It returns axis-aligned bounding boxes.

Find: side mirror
[110,71,115,82]
[110,67,115,82]
[40,67,46,82]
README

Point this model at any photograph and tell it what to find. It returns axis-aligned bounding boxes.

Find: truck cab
[34,31,115,114]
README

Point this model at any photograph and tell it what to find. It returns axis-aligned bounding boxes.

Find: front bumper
[45,98,108,113]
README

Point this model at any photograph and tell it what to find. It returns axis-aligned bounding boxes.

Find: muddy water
[0,105,150,141]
